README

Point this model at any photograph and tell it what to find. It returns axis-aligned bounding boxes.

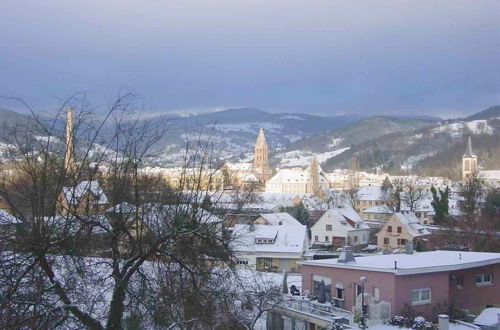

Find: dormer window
[255,238,275,244]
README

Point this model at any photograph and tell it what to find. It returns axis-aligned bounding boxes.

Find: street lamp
[359,276,368,329]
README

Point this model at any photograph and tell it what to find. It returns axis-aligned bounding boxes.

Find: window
[397,239,407,246]
[354,236,358,243]
[397,226,402,233]
[336,288,344,300]
[411,288,431,305]
[237,259,248,265]
[315,235,318,242]
[263,258,273,269]
[416,212,421,218]
[475,273,493,287]
[456,276,464,289]
[384,237,390,245]
[325,236,329,242]
[388,226,393,233]
[373,287,380,301]
[326,224,332,231]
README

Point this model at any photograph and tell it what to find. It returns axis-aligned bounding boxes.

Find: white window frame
[475,273,493,287]
[326,224,332,231]
[411,288,431,305]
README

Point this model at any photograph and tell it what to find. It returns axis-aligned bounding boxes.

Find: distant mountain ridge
[0,106,498,176]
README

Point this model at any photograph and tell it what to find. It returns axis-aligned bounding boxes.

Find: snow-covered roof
[395,212,430,238]
[479,170,500,181]
[267,168,328,185]
[356,186,389,201]
[106,202,137,214]
[62,181,108,205]
[0,209,20,225]
[238,172,258,182]
[257,213,302,226]
[474,308,500,327]
[300,251,500,275]
[225,162,253,171]
[232,223,307,255]
[364,205,393,214]
[317,207,369,231]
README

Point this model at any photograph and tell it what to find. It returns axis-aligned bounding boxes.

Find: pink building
[300,250,500,319]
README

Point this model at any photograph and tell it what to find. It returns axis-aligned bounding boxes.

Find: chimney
[438,315,449,330]
[405,241,414,254]
[337,246,355,263]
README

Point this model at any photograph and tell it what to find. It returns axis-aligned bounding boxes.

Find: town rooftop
[300,251,500,275]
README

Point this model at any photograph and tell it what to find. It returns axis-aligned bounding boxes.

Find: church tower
[64,107,76,174]
[462,136,478,183]
[253,128,271,183]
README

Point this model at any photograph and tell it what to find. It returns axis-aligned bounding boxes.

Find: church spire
[64,107,75,174]
[464,135,474,157]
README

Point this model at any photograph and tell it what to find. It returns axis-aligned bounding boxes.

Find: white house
[232,223,308,272]
[311,207,370,246]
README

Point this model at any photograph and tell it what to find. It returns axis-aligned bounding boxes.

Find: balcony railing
[279,295,353,325]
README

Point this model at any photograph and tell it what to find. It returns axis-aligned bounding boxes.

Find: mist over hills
[0,105,498,177]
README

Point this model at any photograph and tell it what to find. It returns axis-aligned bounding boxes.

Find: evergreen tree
[431,185,449,224]
[482,188,500,217]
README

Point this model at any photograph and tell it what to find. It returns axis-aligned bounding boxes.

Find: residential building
[311,207,370,247]
[354,186,390,214]
[57,180,109,216]
[232,222,308,272]
[376,212,430,251]
[300,250,500,318]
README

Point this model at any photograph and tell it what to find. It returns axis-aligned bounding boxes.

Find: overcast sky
[0,0,499,117]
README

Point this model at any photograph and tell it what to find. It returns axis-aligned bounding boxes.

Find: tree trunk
[105,280,127,330]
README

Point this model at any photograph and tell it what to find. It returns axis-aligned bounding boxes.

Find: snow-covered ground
[277,147,350,167]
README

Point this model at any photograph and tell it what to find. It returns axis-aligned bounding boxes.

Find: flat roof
[300,251,500,275]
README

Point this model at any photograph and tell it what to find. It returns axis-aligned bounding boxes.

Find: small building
[311,207,370,247]
[232,223,308,272]
[57,180,109,216]
[300,250,500,319]
[354,186,390,214]
[376,212,430,251]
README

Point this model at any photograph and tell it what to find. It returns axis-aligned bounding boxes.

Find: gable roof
[356,186,389,201]
[257,212,302,226]
[232,223,307,255]
[62,181,108,205]
[0,209,20,225]
[394,212,430,237]
[315,207,369,231]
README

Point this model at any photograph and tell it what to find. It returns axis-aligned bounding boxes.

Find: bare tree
[0,94,256,329]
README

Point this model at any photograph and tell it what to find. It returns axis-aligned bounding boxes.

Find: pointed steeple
[463,136,475,157]
[256,128,266,145]
[64,107,75,174]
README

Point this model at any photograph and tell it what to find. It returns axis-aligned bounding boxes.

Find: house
[253,212,303,226]
[354,186,390,214]
[300,249,500,319]
[376,212,430,251]
[363,205,394,222]
[232,223,308,272]
[57,180,109,216]
[311,207,370,247]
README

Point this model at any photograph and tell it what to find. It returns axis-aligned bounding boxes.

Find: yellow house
[376,212,430,251]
